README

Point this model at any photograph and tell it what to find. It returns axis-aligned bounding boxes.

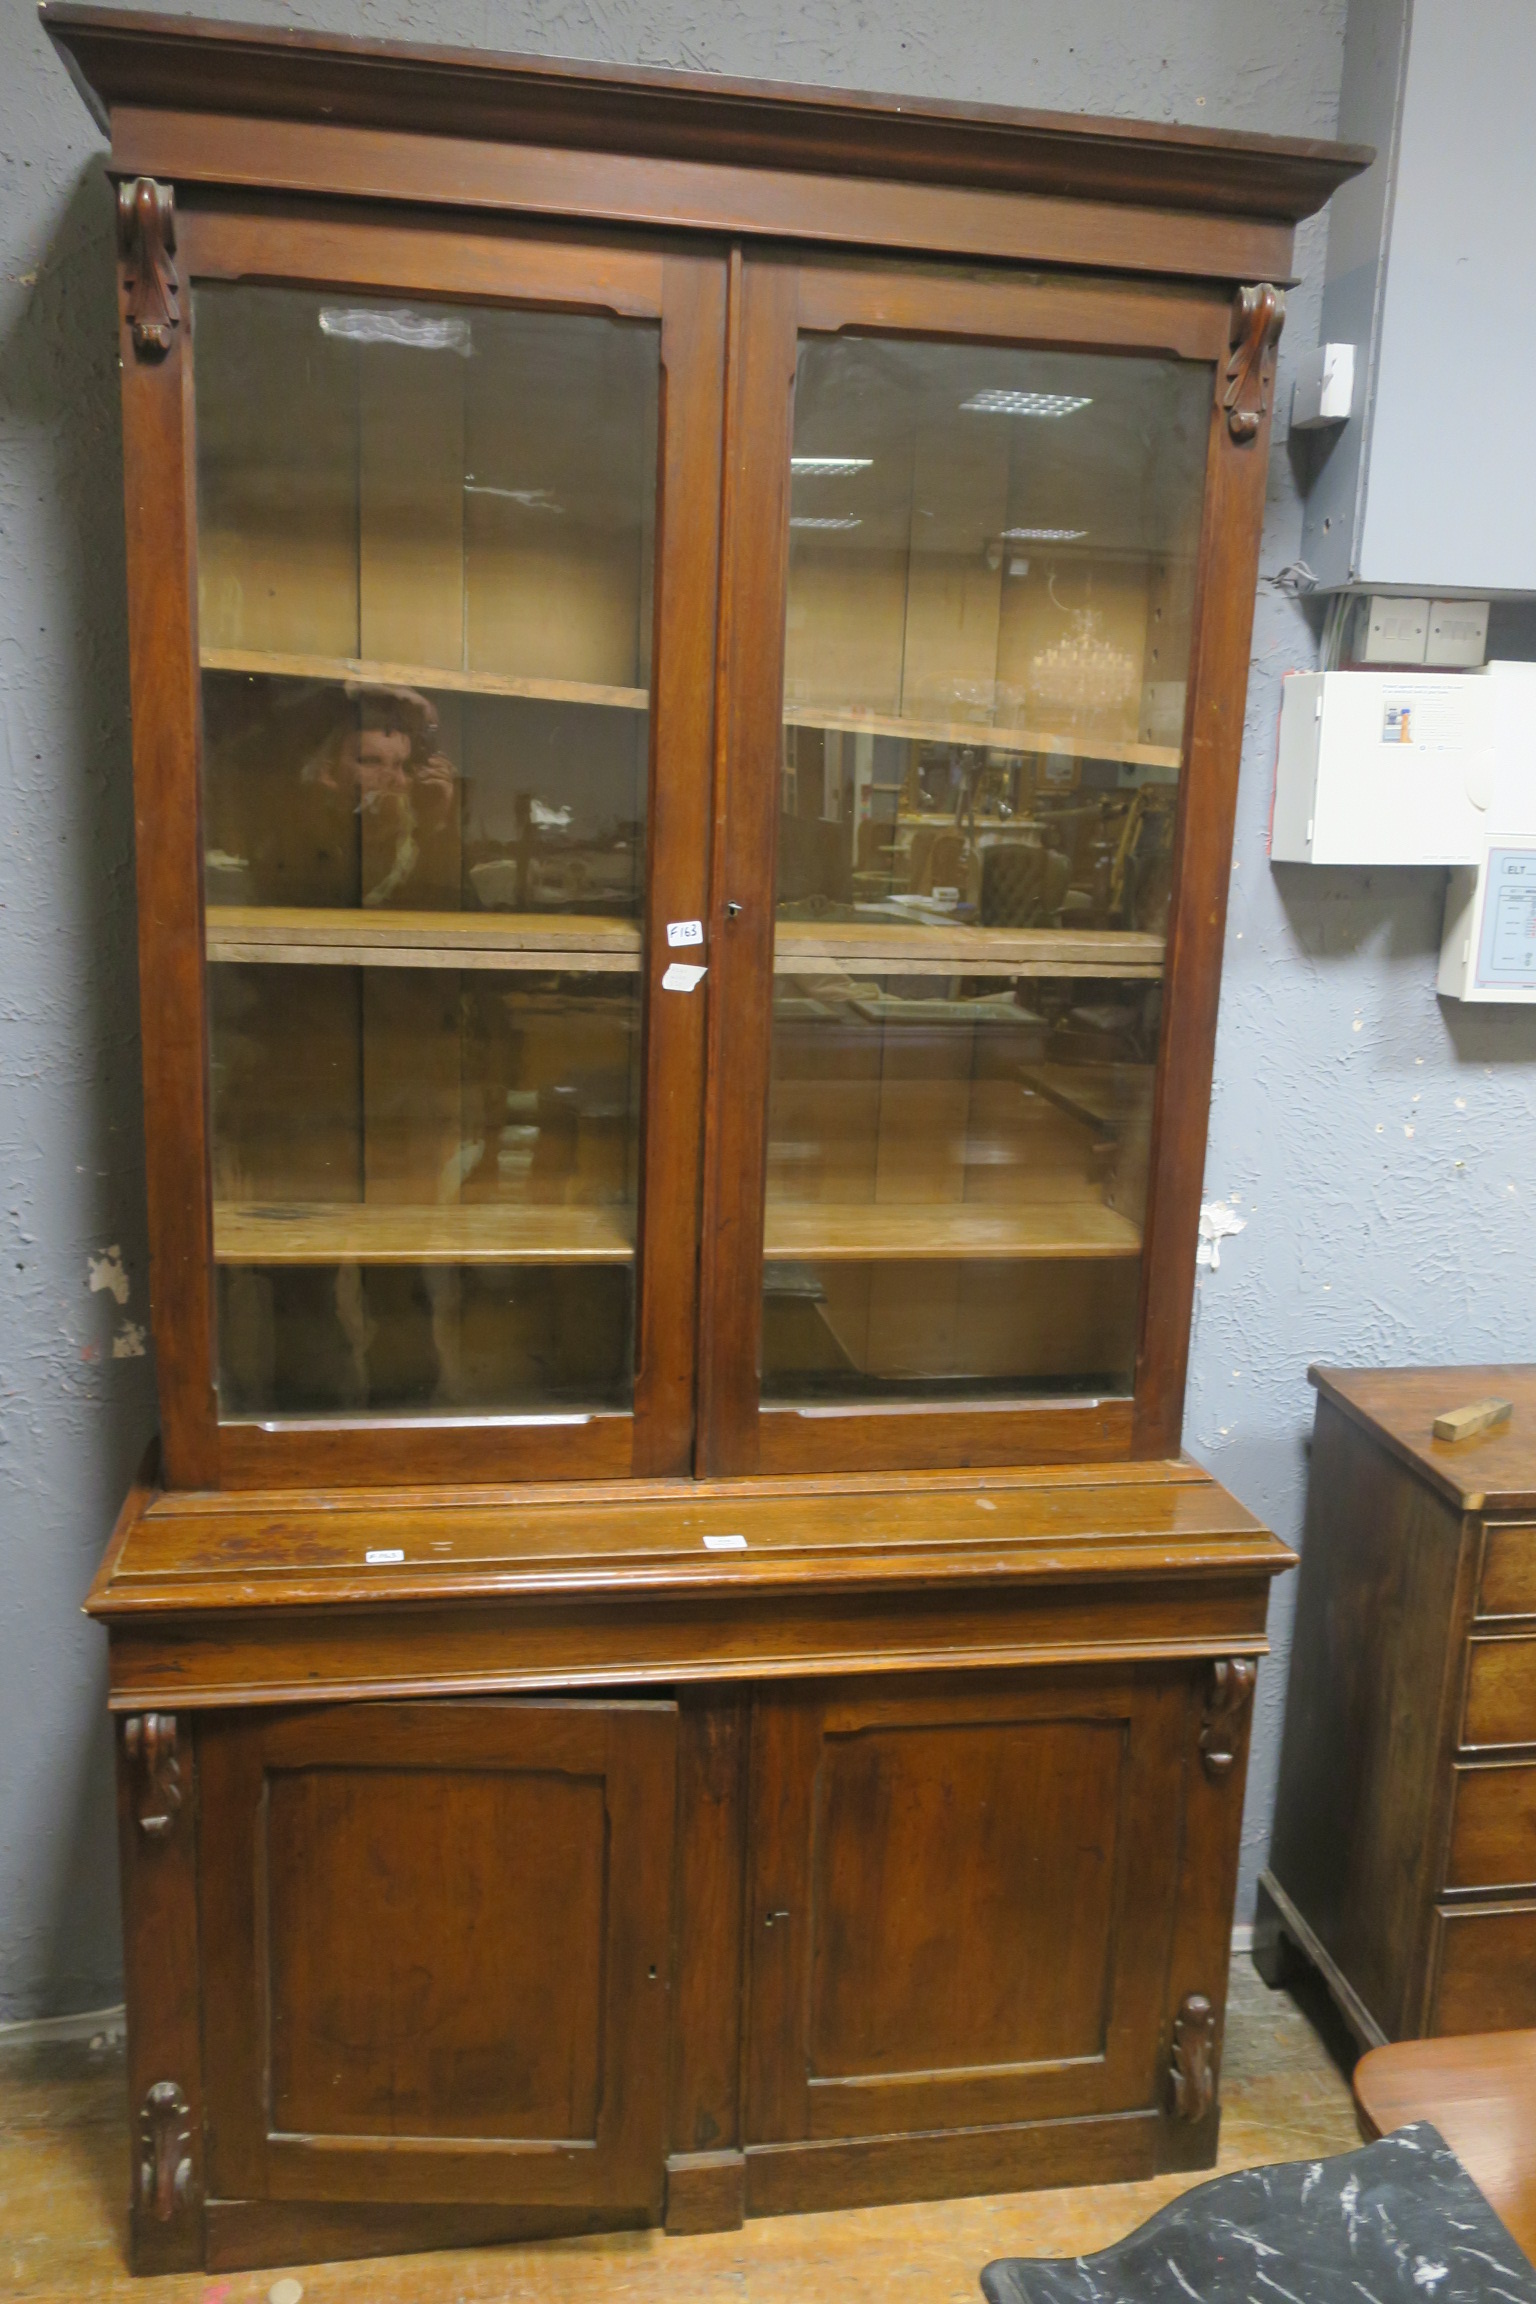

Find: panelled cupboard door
[700,252,1274,1475]
[198,1700,677,2211]
[744,1672,1188,2143]
[166,205,728,1486]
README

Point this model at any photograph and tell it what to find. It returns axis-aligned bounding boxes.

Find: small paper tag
[662,961,707,992]
[667,919,704,948]
[702,1532,748,1551]
[365,1548,405,1564]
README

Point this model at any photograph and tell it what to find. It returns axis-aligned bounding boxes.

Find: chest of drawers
[1258,1366,1536,2044]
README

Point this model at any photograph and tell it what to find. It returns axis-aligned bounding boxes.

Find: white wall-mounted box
[1440,844,1536,1000]
[1345,597,1490,668]
[1291,341,1356,428]
[1270,669,1492,865]
[1426,599,1490,667]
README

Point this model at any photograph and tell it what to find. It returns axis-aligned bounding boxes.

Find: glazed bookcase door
[700,255,1274,1474]
[140,206,725,1485]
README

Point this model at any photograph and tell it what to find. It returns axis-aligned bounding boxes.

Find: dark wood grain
[58,14,1334,2266]
[664,2150,746,2234]
[204,2195,635,2273]
[1429,1905,1536,2035]
[1131,294,1281,1460]
[1156,1658,1260,2171]
[109,111,1307,287]
[1445,1763,1536,1890]
[117,1710,204,2272]
[744,2108,1161,2216]
[200,1701,677,2209]
[631,250,727,1474]
[1311,1365,1536,1514]
[1264,1395,1475,2040]
[92,1462,1274,1614]
[1463,1637,1536,1750]
[1354,2027,1536,2263]
[794,262,1231,361]
[668,1693,749,2166]
[757,1399,1134,1474]
[45,5,1370,222]
[1262,1372,1536,2055]
[120,206,218,1487]
[1479,1524,1536,1618]
[744,1671,1190,2149]
[218,1414,635,1491]
[177,196,666,313]
[696,252,798,1476]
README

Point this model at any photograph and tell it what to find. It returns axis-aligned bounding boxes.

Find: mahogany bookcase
[45,5,1367,2274]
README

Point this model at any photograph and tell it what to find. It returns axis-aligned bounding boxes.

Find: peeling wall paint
[1,0,1531,2018]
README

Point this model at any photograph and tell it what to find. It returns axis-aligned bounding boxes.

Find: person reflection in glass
[301,682,460,906]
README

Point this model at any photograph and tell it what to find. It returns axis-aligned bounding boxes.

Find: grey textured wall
[1,0,1531,2019]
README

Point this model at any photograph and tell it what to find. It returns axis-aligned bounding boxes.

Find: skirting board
[0,2001,126,2049]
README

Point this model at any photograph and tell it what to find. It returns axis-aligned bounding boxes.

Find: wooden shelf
[205,908,1159,980]
[214,1202,635,1266]
[214,1197,1136,1266]
[1020,1062,1150,1136]
[206,906,642,973]
[775,919,1164,979]
[763,1201,1141,1261]
[201,646,649,714]
[782,702,1180,772]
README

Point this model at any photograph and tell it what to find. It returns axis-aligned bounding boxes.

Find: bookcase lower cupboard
[45,1,1365,2275]
[104,1463,1285,2273]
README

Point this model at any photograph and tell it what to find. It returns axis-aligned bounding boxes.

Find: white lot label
[702,1533,748,1551]
[667,918,705,947]
[365,1548,405,1564]
[662,961,707,992]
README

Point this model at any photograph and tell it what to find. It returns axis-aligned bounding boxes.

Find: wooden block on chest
[1434,1398,1514,1445]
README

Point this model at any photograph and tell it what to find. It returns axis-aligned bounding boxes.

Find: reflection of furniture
[982,838,1071,926]
[982,2126,1536,2303]
[47,4,1364,2280]
[1259,1366,1536,2047]
[1355,2032,1536,2263]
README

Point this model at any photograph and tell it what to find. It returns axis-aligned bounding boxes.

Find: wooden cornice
[44,3,1370,226]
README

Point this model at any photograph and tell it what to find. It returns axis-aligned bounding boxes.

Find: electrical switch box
[1354,598,1431,664]
[1425,600,1490,667]
[1347,598,1489,668]
[1270,669,1492,865]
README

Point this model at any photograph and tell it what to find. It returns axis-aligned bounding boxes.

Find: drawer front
[1480,1525,1536,1618]
[1462,1637,1536,1748]
[1446,1764,1536,1890]
[1429,1902,1536,2034]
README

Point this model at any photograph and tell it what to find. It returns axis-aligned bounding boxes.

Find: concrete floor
[2,1959,1362,2304]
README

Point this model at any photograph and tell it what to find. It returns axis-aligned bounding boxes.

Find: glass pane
[764,332,1209,1405]
[194,285,659,1420]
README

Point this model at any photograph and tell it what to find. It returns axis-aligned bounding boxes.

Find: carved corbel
[116,177,179,357]
[1199,1657,1257,1780]
[138,2081,194,2223]
[123,1713,181,1837]
[1223,284,1285,442]
[1169,1992,1217,2122]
